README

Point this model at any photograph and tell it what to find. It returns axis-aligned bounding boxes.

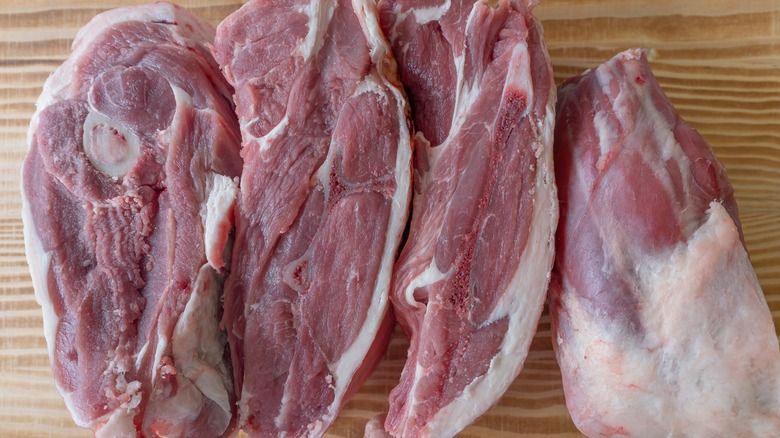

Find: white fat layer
[593,110,614,164]
[352,0,388,64]
[446,52,469,146]
[246,114,289,152]
[20,181,57,363]
[31,75,68,139]
[404,260,449,311]
[134,342,148,370]
[95,408,138,438]
[312,133,336,201]
[385,3,409,43]
[444,4,483,153]
[170,264,232,431]
[82,111,142,179]
[295,0,337,62]
[203,174,239,270]
[499,41,534,122]
[237,387,252,430]
[558,203,780,436]
[71,3,214,55]
[145,372,219,437]
[151,334,169,385]
[166,84,194,149]
[411,0,452,24]
[404,362,426,419]
[88,350,143,438]
[275,370,294,431]
[170,81,194,114]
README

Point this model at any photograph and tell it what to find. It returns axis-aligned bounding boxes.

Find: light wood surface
[1,1,779,436]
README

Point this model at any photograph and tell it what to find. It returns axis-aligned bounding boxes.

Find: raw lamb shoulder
[212,0,412,436]
[375,0,558,436]
[550,49,780,437]
[21,3,242,437]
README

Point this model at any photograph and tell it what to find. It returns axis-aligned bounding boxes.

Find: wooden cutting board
[2,1,779,436]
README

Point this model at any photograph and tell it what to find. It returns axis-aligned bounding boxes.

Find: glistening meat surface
[21,3,242,437]
[375,0,558,436]
[212,0,412,436]
[550,49,780,437]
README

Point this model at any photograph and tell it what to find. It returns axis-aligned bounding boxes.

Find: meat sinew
[212,0,412,436]
[375,0,558,436]
[550,49,780,437]
[21,3,242,437]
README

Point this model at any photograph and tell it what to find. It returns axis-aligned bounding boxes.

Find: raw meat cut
[21,3,242,437]
[550,49,780,437]
[212,0,412,436]
[375,0,558,436]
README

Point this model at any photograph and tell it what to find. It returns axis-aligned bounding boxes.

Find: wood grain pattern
[1,0,779,436]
